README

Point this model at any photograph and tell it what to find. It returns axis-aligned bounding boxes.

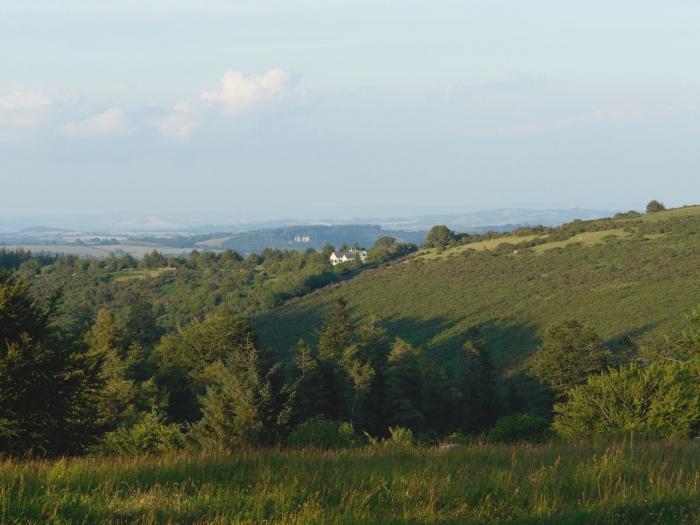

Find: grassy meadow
[2,442,699,524]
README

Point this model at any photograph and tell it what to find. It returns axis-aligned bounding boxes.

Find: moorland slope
[256,206,700,370]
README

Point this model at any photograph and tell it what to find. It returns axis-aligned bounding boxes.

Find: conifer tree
[191,337,290,449]
[0,272,102,456]
[85,309,138,429]
[155,311,259,423]
[451,334,499,433]
[317,298,352,360]
[309,298,354,421]
[529,319,610,398]
[384,338,425,430]
[340,343,375,428]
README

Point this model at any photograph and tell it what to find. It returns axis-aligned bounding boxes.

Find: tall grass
[2,441,699,524]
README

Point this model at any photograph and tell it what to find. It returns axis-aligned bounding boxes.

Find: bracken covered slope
[256,206,700,370]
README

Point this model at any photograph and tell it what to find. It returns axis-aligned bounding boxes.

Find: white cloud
[153,69,294,139]
[61,108,128,138]
[153,101,200,139]
[0,90,52,129]
[202,69,291,116]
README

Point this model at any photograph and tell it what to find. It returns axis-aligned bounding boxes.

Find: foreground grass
[2,442,699,524]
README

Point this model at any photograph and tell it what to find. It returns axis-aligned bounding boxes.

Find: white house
[329,249,368,266]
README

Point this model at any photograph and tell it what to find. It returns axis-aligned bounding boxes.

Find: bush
[440,432,475,446]
[287,418,358,449]
[528,319,610,398]
[366,426,415,450]
[553,362,700,440]
[646,200,666,213]
[487,414,551,443]
[387,426,414,448]
[422,225,457,249]
[94,411,185,456]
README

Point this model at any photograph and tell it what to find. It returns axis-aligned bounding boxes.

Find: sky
[1,0,700,222]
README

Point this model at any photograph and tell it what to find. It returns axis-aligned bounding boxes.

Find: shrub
[646,200,666,213]
[366,426,415,450]
[287,418,358,449]
[487,414,551,443]
[528,319,610,398]
[553,362,700,440]
[422,225,457,249]
[387,426,414,448]
[441,432,474,445]
[94,411,185,456]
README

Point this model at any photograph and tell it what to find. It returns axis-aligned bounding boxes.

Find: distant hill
[255,205,700,371]
[368,208,615,232]
[198,225,427,254]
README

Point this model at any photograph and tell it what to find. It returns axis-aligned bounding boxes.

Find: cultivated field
[0,244,202,258]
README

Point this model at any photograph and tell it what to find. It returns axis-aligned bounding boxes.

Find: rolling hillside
[255,205,700,371]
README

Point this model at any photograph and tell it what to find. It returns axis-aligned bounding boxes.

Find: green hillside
[256,206,700,371]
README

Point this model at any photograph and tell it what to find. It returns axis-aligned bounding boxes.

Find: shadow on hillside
[380,316,541,368]
[254,300,328,355]
[604,321,663,349]
[379,316,553,415]
[380,315,463,349]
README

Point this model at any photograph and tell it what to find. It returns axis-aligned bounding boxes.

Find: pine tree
[317,298,352,360]
[292,339,316,378]
[0,272,102,456]
[340,344,375,428]
[307,298,354,421]
[154,310,260,423]
[119,292,160,349]
[529,319,610,398]
[452,335,499,433]
[384,338,425,430]
[191,338,288,450]
[85,309,138,429]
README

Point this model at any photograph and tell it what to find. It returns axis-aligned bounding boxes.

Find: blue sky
[1,0,699,220]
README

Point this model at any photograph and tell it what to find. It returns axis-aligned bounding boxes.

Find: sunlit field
[2,441,699,524]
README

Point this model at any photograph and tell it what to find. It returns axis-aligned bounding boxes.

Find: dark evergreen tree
[155,310,260,423]
[317,298,353,360]
[529,319,611,399]
[340,343,375,428]
[384,338,425,430]
[451,333,499,433]
[85,308,138,429]
[0,272,102,456]
[119,292,160,350]
[191,337,291,450]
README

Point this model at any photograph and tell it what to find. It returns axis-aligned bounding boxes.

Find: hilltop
[255,205,700,371]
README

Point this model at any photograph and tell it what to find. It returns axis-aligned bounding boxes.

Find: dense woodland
[1,202,700,458]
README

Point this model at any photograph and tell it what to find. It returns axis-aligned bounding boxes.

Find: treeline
[420,199,672,251]
[0,248,57,270]
[1,236,414,334]
[2,266,699,458]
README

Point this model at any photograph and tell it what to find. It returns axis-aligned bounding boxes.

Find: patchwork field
[0,244,204,258]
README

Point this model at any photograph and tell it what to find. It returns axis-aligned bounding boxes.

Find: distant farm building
[329,249,368,266]
[294,235,311,243]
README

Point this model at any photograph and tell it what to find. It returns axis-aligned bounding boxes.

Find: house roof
[331,250,366,259]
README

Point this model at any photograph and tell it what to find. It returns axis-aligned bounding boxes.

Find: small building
[329,249,368,266]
